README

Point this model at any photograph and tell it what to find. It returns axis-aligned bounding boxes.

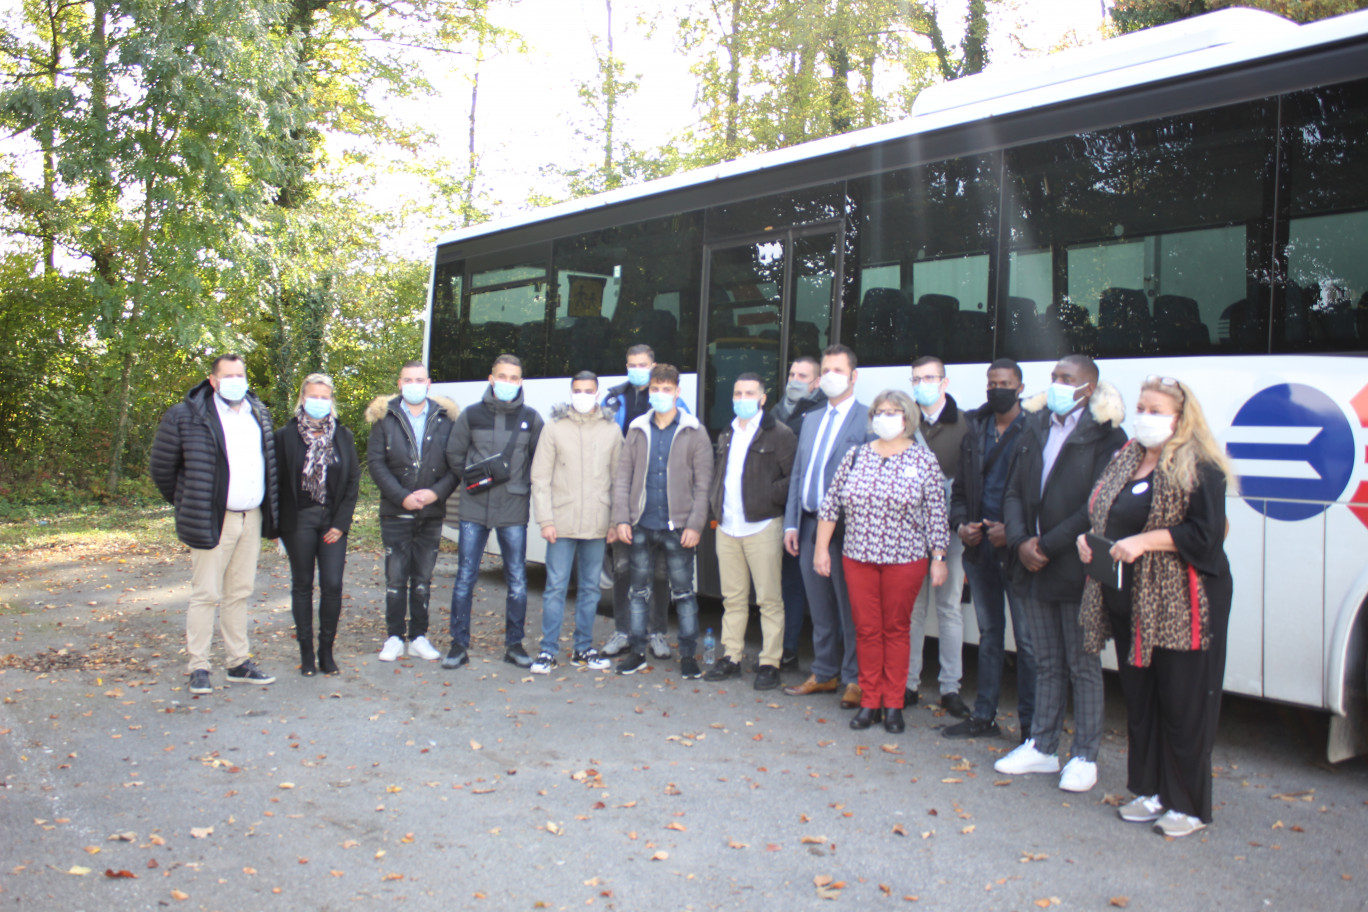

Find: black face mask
[987,387,1020,414]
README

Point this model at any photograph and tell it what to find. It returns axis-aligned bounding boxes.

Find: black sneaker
[188,669,212,695]
[905,688,920,707]
[225,660,275,685]
[617,653,648,675]
[780,649,799,670]
[441,643,469,669]
[530,652,558,675]
[753,665,781,691]
[680,657,702,680]
[571,649,612,671]
[504,644,533,668]
[703,656,742,682]
[939,692,971,718]
[942,716,1000,739]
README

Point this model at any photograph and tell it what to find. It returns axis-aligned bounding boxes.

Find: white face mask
[570,392,598,415]
[819,371,850,399]
[871,414,905,441]
[1132,413,1177,449]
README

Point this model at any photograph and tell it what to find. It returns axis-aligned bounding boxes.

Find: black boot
[318,597,341,675]
[298,637,317,677]
[883,707,905,733]
[850,707,883,730]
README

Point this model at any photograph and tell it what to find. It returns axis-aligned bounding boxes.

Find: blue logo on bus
[1226,383,1356,522]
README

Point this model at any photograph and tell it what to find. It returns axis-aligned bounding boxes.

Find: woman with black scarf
[275,373,361,676]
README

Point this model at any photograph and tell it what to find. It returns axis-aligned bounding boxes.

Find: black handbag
[463,408,531,494]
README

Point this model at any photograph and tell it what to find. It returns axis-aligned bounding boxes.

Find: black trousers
[1106,575,1231,822]
[380,515,443,640]
[281,505,348,646]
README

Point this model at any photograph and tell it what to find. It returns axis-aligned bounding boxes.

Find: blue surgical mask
[217,376,248,403]
[649,392,675,414]
[1047,381,1086,416]
[732,398,760,420]
[400,382,427,405]
[627,367,651,388]
[912,381,941,408]
[492,380,520,403]
[303,397,332,420]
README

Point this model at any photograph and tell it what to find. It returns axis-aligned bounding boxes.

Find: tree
[1109,0,1368,32]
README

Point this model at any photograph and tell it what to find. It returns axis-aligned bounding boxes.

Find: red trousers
[842,557,929,709]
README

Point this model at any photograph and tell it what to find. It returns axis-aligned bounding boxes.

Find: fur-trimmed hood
[626,408,704,434]
[1021,380,1125,428]
[365,394,460,425]
[549,401,617,423]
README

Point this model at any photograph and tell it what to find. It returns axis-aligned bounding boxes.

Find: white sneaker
[1058,757,1098,792]
[408,636,440,661]
[378,636,404,662]
[1153,809,1206,838]
[530,652,557,675]
[649,633,672,659]
[1118,794,1165,823]
[993,739,1061,775]
[601,632,631,657]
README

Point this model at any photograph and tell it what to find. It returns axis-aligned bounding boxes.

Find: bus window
[429,260,463,382]
[1004,100,1274,359]
[460,254,550,379]
[852,156,996,367]
[1279,79,1368,352]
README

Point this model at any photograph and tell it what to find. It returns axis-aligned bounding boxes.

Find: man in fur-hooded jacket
[366,361,460,665]
[995,354,1127,796]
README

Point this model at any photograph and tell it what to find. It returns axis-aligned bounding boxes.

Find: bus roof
[435,8,1368,250]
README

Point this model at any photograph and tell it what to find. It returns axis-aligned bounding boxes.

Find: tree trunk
[602,0,616,181]
[723,0,742,157]
[463,32,485,227]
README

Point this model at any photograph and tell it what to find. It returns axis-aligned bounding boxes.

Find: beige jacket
[530,402,623,539]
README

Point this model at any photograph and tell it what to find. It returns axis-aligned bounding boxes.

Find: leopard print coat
[1080,441,1211,667]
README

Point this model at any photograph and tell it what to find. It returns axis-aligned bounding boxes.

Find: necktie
[805,407,839,512]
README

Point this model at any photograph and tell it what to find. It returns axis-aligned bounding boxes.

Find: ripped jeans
[380,516,444,641]
[627,526,698,659]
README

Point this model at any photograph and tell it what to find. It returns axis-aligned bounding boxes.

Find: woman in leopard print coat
[1076,376,1235,838]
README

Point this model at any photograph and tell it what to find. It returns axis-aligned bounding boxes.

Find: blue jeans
[449,521,528,649]
[540,536,607,656]
[965,544,1036,735]
[628,526,698,657]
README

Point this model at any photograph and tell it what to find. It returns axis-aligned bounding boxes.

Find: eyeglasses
[872,408,906,417]
[910,376,944,384]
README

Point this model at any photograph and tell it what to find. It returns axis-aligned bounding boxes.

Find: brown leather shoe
[839,683,862,709]
[784,674,839,696]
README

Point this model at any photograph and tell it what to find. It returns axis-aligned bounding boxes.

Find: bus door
[698,224,843,433]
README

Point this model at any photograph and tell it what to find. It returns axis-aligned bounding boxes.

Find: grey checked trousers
[1021,587,1104,762]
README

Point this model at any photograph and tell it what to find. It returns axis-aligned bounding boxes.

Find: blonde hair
[297,372,337,418]
[869,389,921,439]
[1142,377,1236,494]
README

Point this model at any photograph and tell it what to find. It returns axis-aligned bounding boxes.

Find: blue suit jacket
[784,399,874,531]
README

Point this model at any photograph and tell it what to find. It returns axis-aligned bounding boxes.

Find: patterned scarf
[1080,441,1211,667]
[296,409,337,505]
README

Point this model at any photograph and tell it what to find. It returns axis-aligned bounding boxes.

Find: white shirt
[215,394,265,512]
[719,416,771,538]
[801,394,858,513]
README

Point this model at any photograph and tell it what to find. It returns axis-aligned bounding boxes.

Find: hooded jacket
[1003,381,1128,601]
[365,394,460,520]
[149,379,280,549]
[445,384,545,528]
[708,410,797,526]
[530,402,623,540]
[612,408,714,533]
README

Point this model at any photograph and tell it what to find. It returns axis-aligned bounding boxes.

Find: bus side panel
[1263,511,1325,706]
[1223,498,1265,698]
[1323,503,1368,711]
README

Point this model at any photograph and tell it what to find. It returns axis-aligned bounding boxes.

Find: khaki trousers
[187,508,262,672]
[715,518,784,667]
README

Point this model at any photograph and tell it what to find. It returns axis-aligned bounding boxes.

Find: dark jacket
[445,384,544,528]
[603,380,690,434]
[920,393,969,479]
[949,403,1026,566]
[365,394,460,520]
[274,418,362,535]
[149,379,280,549]
[1003,382,1128,601]
[770,389,827,437]
[708,411,797,526]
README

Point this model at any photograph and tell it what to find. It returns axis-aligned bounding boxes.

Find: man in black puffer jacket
[149,354,280,696]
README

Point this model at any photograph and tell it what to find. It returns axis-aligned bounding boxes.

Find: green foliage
[1109,0,1368,32]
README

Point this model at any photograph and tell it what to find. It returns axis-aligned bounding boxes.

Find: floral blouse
[818,442,950,565]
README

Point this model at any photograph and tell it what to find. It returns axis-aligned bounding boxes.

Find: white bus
[424,9,1368,759]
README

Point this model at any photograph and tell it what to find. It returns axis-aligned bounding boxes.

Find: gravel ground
[1,539,1365,911]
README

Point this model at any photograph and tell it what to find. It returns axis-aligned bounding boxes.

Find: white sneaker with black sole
[408,636,440,661]
[993,738,1061,775]
[571,649,612,671]
[530,652,558,674]
[378,636,404,662]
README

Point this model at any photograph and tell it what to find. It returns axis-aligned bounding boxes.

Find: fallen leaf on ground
[800,835,827,844]
[189,827,213,839]
[103,869,136,879]
[170,889,189,900]
[664,822,686,832]
[650,851,668,861]
[470,740,482,751]
[1109,898,1129,908]
[891,824,909,836]
[728,840,748,849]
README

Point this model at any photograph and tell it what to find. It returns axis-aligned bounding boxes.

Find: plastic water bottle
[702,629,716,666]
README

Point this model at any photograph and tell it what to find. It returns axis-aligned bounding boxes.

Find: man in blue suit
[782,344,873,708]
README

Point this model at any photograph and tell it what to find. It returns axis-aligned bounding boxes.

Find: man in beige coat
[529,371,623,673]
